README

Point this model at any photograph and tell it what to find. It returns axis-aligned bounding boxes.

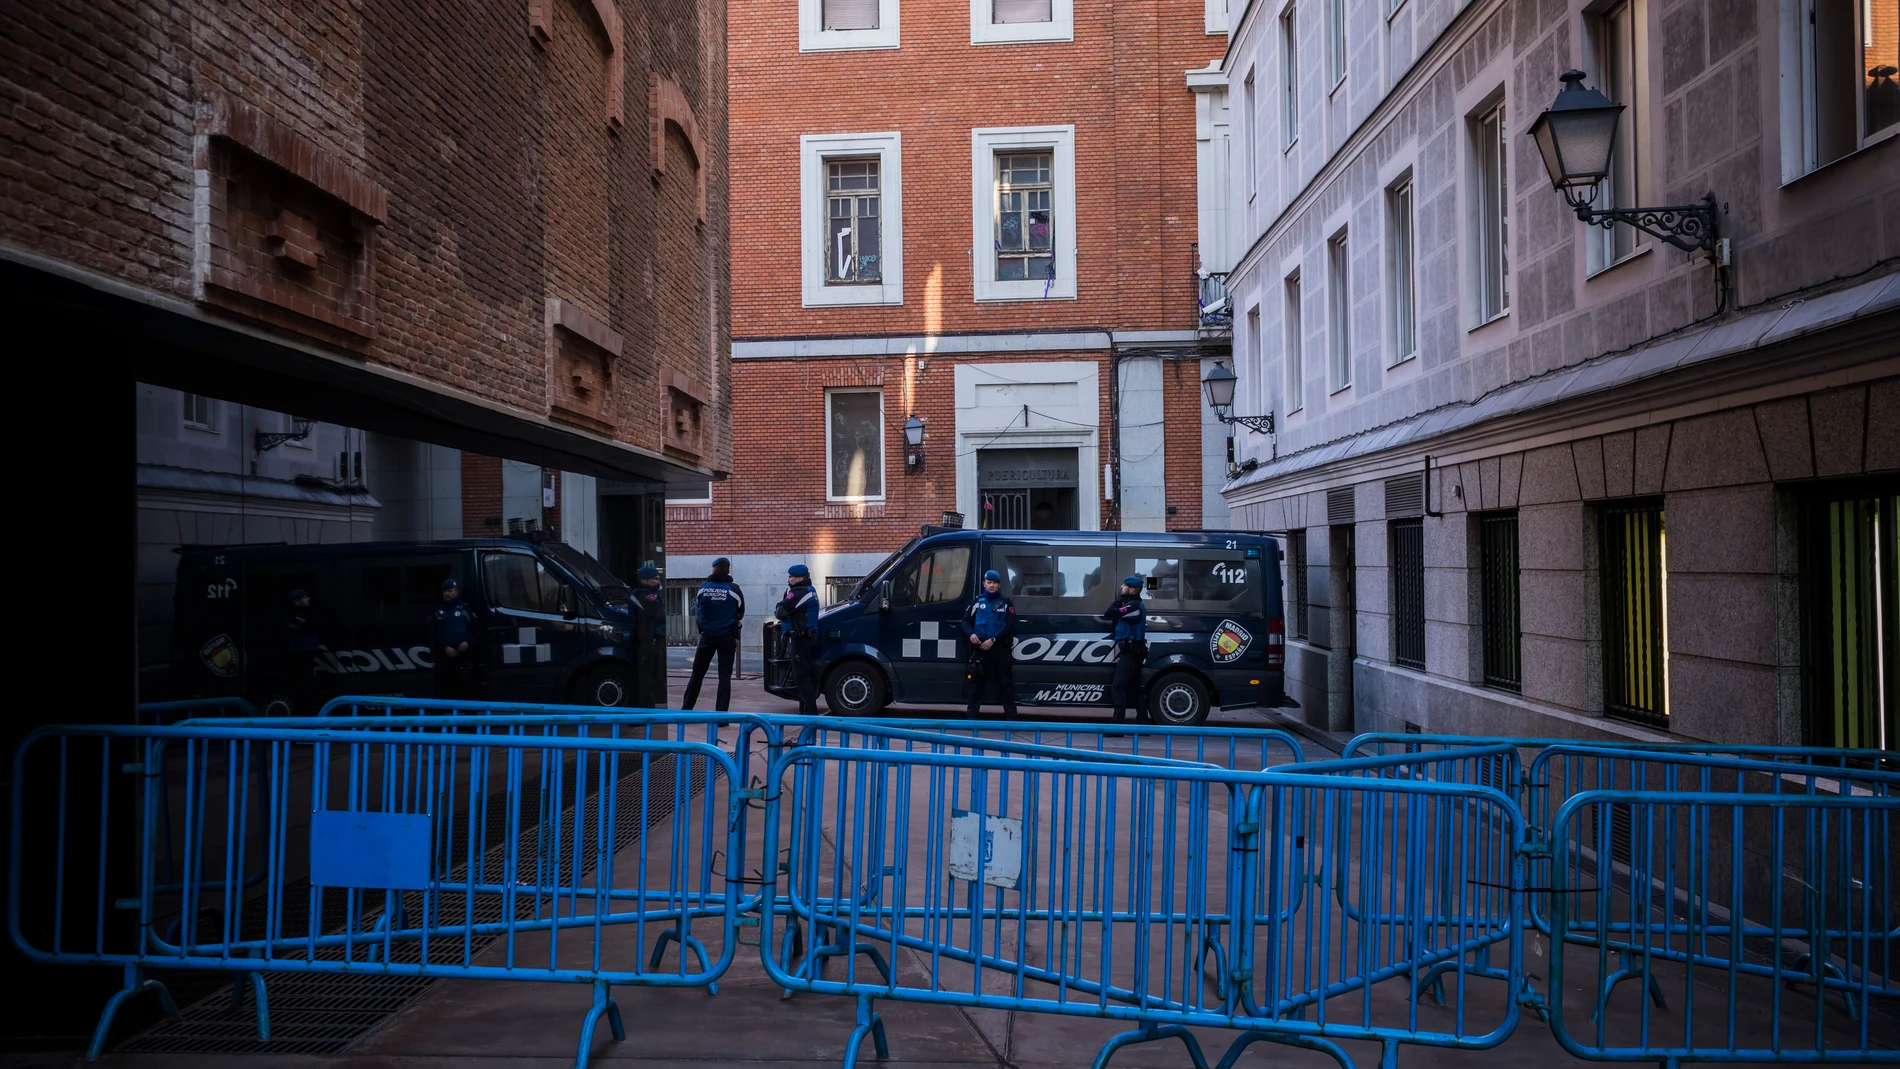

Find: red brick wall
[1162,357,1204,530]
[726,0,1224,339]
[1,0,731,473]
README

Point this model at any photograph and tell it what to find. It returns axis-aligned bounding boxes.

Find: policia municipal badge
[1211,620,1253,664]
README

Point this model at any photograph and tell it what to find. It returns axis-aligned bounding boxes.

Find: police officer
[775,564,821,715]
[433,578,479,701]
[1101,575,1150,722]
[283,588,319,714]
[964,569,1018,719]
[682,557,744,712]
[631,565,668,708]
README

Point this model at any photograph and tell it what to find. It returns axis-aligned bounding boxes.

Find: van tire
[824,661,889,717]
[1147,672,1212,726]
[257,686,298,718]
[578,663,634,708]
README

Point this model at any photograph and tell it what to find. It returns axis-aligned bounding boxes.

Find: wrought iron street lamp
[903,414,926,472]
[1201,361,1274,434]
[1530,70,1722,258]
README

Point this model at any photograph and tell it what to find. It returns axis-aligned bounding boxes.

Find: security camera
[1203,297,1229,316]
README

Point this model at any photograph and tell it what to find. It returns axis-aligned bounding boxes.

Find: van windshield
[852,538,919,600]
[542,542,630,602]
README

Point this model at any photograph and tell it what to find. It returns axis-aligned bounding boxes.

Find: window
[826,388,884,500]
[1391,518,1424,669]
[892,546,971,606]
[826,159,883,284]
[1182,557,1257,610]
[1326,0,1346,88]
[1247,305,1264,418]
[972,0,1072,43]
[1386,178,1416,365]
[1327,230,1350,391]
[182,393,220,431]
[483,553,572,615]
[971,126,1076,301]
[1601,501,1668,727]
[1288,530,1308,639]
[1131,555,1182,601]
[1588,1,1648,269]
[800,0,899,50]
[1479,512,1520,691]
[802,133,904,307]
[1281,5,1300,146]
[1001,553,1105,600]
[1787,0,1899,178]
[994,152,1054,283]
[1802,488,1897,750]
[1245,69,1259,198]
[1284,270,1304,412]
[826,575,865,606]
[1472,99,1509,322]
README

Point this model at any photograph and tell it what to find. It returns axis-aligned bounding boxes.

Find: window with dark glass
[1289,530,1308,639]
[1391,518,1424,669]
[1480,511,1521,690]
[995,152,1054,282]
[827,389,884,499]
[826,159,881,284]
[1803,487,1897,750]
[1473,100,1509,321]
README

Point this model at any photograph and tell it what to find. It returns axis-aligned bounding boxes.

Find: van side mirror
[878,580,892,612]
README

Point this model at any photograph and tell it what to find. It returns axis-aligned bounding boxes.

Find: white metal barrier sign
[949,810,1023,889]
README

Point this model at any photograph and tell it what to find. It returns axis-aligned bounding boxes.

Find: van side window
[1132,557,1181,601]
[484,553,566,614]
[892,546,970,606]
[1002,553,1105,601]
[405,563,452,603]
[1182,558,1257,609]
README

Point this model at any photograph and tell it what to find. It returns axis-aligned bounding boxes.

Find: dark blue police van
[764,527,1285,725]
[172,538,641,714]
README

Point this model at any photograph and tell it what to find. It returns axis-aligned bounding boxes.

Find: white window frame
[1205,0,1230,34]
[1245,68,1260,201]
[1326,0,1347,91]
[1585,0,1650,273]
[1779,0,1899,182]
[182,393,220,432]
[1281,4,1300,149]
[1469,95,1509,326]
[825,387,887,503]
[800,0,900,52]
[1327,228,1351,393]
[802,132,904,308]
[1284,269,1304,414]
[665,484,713,506]
[1385,174,1417,367]
[971,125,1078,302]
[971,0,1072,45]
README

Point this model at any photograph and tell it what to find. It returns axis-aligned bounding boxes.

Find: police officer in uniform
[775,564,821,715]
[631,565,668,708]
[433,578,479,701]
[283,588,319,714]
[682,557,744,712]
[964,569,1018,719]
[1101,575,1150,722]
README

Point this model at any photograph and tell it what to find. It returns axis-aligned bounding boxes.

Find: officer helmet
[983,570,1001,582]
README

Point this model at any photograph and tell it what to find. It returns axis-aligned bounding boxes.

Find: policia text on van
[762,528,1286,725]
[172,538,644,714]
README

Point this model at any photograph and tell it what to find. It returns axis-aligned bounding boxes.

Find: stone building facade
[1210,0,1897,745]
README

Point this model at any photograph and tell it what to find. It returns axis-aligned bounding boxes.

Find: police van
[764,528,1284,725]
[172,537,642,714]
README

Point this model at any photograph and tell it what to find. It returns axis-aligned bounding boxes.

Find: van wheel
[1148,673,1212,726]
[579,664,633,708]
[824,662,889,717]
[258,686,297,718]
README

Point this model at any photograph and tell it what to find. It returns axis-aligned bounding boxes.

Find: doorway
[978,447,1079,530]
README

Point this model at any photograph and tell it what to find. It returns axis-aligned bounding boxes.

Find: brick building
[4,0,731,690]
[670,0,1243,638]
[1206,0,1896,747]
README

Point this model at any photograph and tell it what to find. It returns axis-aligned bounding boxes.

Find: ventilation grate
[1326,486,1356,526]
[1385,473,1424,519]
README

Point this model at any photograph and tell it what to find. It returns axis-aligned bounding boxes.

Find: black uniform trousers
[1111,641,1147,720]
[434,648,475,701]
[635,634,668,709]
[682,631,736,712]
[787,631,820,715]
[966,643,1017,718]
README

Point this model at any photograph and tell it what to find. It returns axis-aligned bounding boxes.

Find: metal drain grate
[118,752,703,1056]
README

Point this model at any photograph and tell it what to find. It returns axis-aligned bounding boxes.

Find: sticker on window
[1211,619,1253,664]
[949,809,1023,889]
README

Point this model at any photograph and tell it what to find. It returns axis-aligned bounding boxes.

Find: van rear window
[1181,558,1257,610]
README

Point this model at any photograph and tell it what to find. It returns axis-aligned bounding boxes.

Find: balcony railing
[1197,270,1231,335]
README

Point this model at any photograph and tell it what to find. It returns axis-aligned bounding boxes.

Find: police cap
[787,564,810,578]
[1122,575,1144,589]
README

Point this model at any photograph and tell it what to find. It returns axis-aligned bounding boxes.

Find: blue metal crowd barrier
[804,716,1304,769]
[8,722,745,1067]
[758,740,1531,1069]
[136,697,258,725]
[1547,789,1897,1065]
